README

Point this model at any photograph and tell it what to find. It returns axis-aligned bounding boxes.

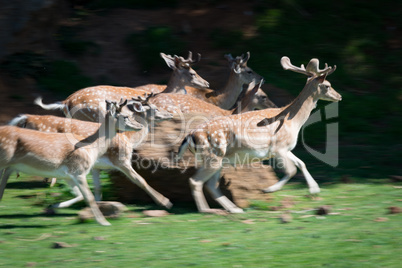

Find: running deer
[177,56,342,213]
[2,98,174,209]
[184,52,274,109]
[0,100,146,225]
[35,52,209,122]
[148,79,264,116]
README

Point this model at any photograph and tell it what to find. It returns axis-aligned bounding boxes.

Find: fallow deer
[148,79,264,116]
[177,56,342,213]
[2,99,174,209]
[0,100,148,225]
[184,52,272,109]
[35,52,209,122]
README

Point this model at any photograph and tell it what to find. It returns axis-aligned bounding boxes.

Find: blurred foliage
[243,0,402,145]
[84,0,177,9]
[0,51,47,78]
[37,60,95,95]
[210,29,245,51]
[1,0,400,175]
[126,26,187,71]
[57,26,100,56]
[0,52,94,96]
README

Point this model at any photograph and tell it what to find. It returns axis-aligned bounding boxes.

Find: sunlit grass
[0,175,401,267]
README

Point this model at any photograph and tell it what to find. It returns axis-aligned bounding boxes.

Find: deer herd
[0,52,342,225]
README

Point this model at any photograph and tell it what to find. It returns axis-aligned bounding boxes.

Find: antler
[281,56,314,76]
[176,51,201,67]
[305,58,336,76]
[241,51,250,65]
[281,56,336,77]
[132,93,155,104]
[225,51,250,66]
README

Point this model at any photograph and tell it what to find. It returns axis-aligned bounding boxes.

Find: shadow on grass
[127,201,198,215]
[5,181,49,189]
[0,224,52,229]
[0,212,77,220]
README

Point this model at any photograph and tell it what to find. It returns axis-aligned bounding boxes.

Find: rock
[110,114,278,207]
[316,205,331,215]
[51,242,72,249]
[78,201,127,222]
[388,206,401,214]
[42,207,56,216]
[142,210,170,217]
[97,201,127,218]
[279,213,292,223]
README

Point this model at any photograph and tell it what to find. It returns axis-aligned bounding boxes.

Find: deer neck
[283,82,319,132]
[126,119,149,145]
[212,72,244,109]
[78,116,118,158]
[162,73,187,94]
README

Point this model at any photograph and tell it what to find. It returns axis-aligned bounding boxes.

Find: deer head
[280,56,341,102]
[129,93,174,122]
[105,99,144,131]
[160,51,210,89]
[224,52,264,85]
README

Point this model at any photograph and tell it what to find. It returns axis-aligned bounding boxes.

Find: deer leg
[91,169,102,201]
[189,166,219,213]
[117,162,172,209]
[0,168,13,200]
[205,171,244,213]
[52,180,84,208]
[287,152,320,194]
[263,151,297,193]
[72,175,110,226]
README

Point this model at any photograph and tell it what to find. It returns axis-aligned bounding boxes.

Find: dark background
[0,0,401,182]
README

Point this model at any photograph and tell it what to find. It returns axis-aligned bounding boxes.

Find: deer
[148,79,265,116]
[0,100,148,226]
[183,52,273,109]
[2,98,174,210]
[176,56,342,214]
[35,52,210,122]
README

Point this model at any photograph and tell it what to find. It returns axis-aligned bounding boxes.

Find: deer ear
[233,64,241,74]
[317,74,327,84]
[160,53,176,69]
[126,101,144,113]
[105,101,117,116]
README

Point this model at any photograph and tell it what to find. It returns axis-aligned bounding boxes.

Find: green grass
[0,174,401,267]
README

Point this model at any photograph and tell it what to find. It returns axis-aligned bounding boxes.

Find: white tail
[179,56,342,213]
[0,100,145,226]
[34,97,66,112]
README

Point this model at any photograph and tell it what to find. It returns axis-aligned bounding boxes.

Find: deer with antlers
[0,100,148,225]
[2,97,174,210]
[148,79,264,116]
[184,52,274,109]
[177,56,342,213]
[35,52,209,121]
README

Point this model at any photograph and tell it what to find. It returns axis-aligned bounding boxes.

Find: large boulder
[110,113,278,209]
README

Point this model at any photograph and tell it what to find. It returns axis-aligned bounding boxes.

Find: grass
[0,174,401,267]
